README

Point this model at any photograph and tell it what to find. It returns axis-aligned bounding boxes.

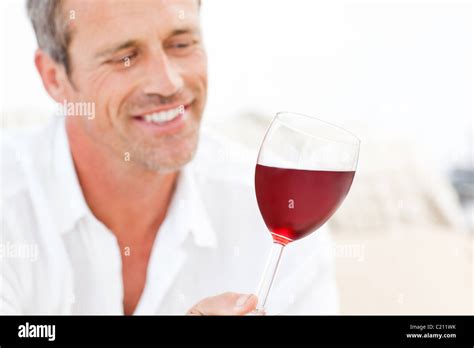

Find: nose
[142,49,184,98]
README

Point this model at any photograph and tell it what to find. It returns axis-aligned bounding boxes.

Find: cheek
[188,55,208,102]
[194,51,208,88]
[81,69,136,126]
[179,50,208,90]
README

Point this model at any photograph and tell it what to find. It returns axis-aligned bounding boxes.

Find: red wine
[255,164,355,245]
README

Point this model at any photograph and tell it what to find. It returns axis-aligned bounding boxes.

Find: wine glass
[253,112,360,314]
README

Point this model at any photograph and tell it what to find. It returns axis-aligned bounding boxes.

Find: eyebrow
[94,28,199,59]
[169,28,198,36]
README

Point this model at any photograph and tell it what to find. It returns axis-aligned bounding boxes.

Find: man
[0,0,338,315]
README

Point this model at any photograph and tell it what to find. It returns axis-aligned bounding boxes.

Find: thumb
[187,292,258,315]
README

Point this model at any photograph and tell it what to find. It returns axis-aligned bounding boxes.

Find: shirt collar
[170,162,218,249]
[51,117,217,249]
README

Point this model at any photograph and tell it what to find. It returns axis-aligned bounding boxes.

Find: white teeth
[142,106,183,124]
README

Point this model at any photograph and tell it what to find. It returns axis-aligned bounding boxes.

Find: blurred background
[1,0,473,314]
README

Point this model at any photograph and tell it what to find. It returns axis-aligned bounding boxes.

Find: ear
[34,49,70,103]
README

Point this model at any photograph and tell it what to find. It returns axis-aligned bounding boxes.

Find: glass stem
[255,242,285,313]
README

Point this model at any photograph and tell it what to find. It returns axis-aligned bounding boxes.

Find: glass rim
[274,111,361,146]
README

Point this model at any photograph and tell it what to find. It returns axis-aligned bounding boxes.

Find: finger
[187,292,258,316]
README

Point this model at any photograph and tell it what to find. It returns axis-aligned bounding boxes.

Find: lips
[131,102,192,134]
[133,102,190,123]
[138,106,183,124]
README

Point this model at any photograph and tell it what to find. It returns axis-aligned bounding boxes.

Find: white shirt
[0,116,339,315]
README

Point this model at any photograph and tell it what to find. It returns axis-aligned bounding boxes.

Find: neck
[66,119,178,245]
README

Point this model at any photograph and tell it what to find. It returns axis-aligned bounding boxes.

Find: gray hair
[27,0,202,74]
[26,0,71,72]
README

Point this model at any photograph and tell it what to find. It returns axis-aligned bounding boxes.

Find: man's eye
[174,42,192,48]
[114,52,138,65]
[167,40,197,52]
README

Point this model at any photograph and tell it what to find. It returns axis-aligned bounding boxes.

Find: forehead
[63,0,200,42]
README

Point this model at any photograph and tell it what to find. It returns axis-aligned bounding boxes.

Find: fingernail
[235,294,251,308]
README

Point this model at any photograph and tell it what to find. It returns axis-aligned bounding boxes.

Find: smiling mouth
[130,102,194,135]
[133,104,188,125]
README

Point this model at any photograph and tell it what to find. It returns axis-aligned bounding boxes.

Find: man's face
[63,0,207,172]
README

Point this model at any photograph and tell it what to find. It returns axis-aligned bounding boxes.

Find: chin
[135,132,199,173]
